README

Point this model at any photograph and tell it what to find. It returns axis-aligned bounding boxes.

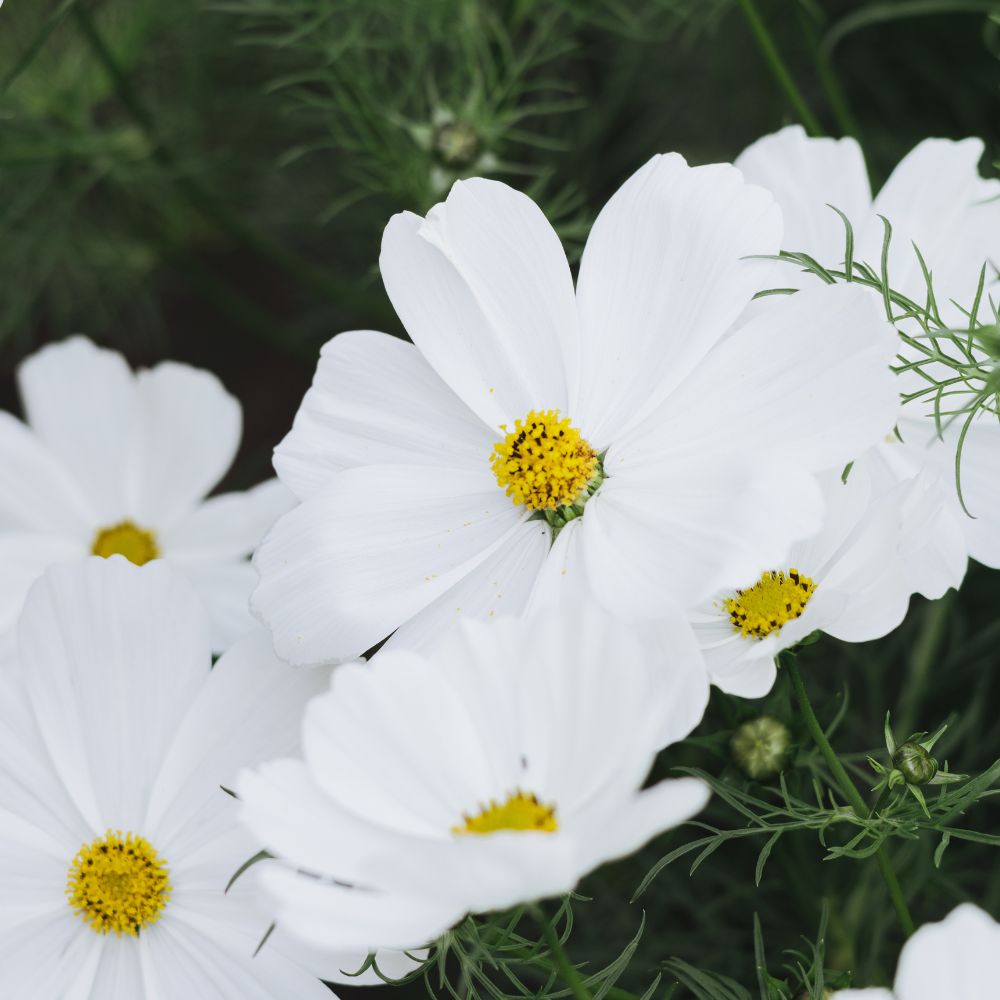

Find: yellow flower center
[92,520,159,566]
[453,790,558,836]
[67,831,171,937]
[491,409,598,511]
[723,568,817,640]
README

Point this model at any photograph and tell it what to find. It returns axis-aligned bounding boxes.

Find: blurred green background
[2,1,999,996]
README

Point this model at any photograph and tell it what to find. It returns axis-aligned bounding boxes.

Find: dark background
[2,1,999,996]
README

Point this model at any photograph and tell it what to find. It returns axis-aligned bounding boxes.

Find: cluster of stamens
[453,790,558,835]
[491,410,598,511]
[66,831,171,936]
[91,520,160,566]
[723,568,817,640]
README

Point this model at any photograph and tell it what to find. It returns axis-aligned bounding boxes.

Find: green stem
[71,2,372,316]
[533,906,595,1000]
[785,654,916,938]
[795,5,863,142]
[897,593,953,737]
[736,0,823,137]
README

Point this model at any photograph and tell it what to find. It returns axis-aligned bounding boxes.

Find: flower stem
[736,0,823,137]
[532,906,595,1000]
[784,654,916,938]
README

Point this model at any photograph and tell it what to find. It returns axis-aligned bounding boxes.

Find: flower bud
[892,740,938,785]
[434,120,480,168]
[730,716,791,780]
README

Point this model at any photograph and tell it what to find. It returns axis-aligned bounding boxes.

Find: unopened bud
[892,740,938,785]
[730,716,791,780]
[434,120,480,168]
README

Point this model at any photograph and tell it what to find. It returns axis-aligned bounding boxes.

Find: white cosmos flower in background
[237,605,711,953]
[0,556,416,998]
[736,125,1000,598]
[691,466,920,698]
[252,154,901,665]
[0,336,291,654]
[834,903,1000,999]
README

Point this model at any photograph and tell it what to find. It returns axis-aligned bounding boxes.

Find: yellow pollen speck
[92,521,159,566]
[453,790,558,835]
[724,568,817,640]
[67,831,170,937]
[490,409,597,511]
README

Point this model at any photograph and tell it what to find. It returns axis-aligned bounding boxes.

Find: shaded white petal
[17,557,210,833]
[893,904,1000,1000]
[0,533,87,634]
[128,362,242,527]
[147,629,332,860]
[627,282,899,475]
[574,154,782,444]
[380,178,576,427]
[142,917,334,1000]
[251,465,525,664]
[0,669,89,853]
[578,461,823,613]
[383,519,551,653]
[17,336,135,523]
[259,866,461,952]
[735,125,872,264]
[867,138,1000,325]
[88,937,144,998]
[237,759,418,884]
[0,910,101,1000]
[0,412,95,532]
[162,479,293,562]
[571,777,710,873]
[274,330,494,499]
[171,559,259,653]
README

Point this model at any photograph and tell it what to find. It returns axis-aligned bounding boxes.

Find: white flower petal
[573,154,782,443]
[0,910,101,999]
[17,557,211,833]
[146,629,332,862]
[866,138,1000,325]
[259,866,461,953]
[631,282,899,475]
[252,465,525,664]
[162,479,293,562]
[0,533,86,635]
[893,904,1000,1000]
[383,519,551,653]
[380,178,577,427]
[142,917,333,1000]
[274,330,495,499]
[128,362,242,527]
[572,777,709,873]
[735,125,871,264]
[169,559,259,653]
[17,336,135,523]
[0,669,89,853]
[0,411,95,533]
[88,937,145,998]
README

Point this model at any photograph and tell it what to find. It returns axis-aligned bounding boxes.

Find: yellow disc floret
[491,409,598,511]
[453,790,558,836]
[67,831,171,936]
[92,521,159,566]
[724,568,817,640]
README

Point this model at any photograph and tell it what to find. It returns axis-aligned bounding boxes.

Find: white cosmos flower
[691,466,916,697]
[0,336,292,653]
[736,125,1000,596]
[237,605,711,953]
[252,155,900,665]
[835,903,1000,999]
[0,556,416,998]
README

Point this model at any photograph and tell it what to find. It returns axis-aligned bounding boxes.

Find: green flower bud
[892,740,938,785]
[434,120,480,168]
[730,716,791,780]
